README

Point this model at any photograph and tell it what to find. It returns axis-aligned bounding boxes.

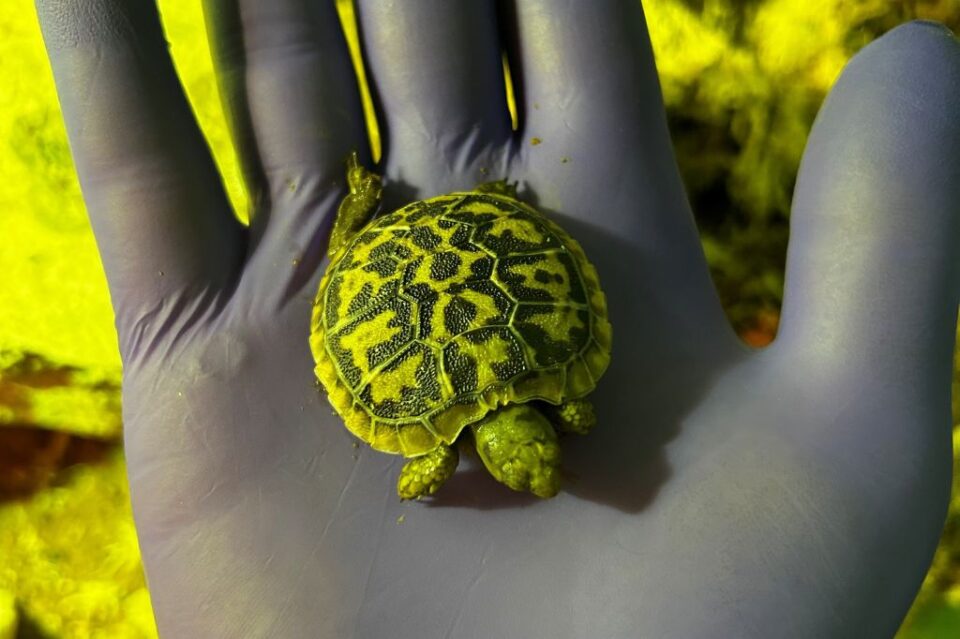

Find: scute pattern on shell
[310,192,611,456]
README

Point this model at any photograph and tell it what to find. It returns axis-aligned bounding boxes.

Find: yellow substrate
[0,449,157,638]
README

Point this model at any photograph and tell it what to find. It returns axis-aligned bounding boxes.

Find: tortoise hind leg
[327,151,382,257]
[397,444,459,500]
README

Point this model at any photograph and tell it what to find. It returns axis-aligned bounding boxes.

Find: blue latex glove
[36,1,960,636]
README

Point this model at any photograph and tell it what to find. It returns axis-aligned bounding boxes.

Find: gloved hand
[36,0,960,636]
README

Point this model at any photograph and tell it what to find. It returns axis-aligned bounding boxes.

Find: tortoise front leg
[542,399,596,435]
[396,444,459,500]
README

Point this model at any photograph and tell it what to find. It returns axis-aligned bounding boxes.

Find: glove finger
[776,22,960,393]
[202,0,369,256]
[500,0,690,242]
[354,0,515,193]
[498,0,736,356]
[35,1,247,357]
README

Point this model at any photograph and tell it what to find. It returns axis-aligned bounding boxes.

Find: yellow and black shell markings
[310,192,612,456]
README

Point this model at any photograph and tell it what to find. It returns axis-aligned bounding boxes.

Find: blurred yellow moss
[750,0,889,86]
[0,448,155,637]
[0,5,118,380]
[644,0,744,104]
[0,351,121,439]
[0,589,14,639]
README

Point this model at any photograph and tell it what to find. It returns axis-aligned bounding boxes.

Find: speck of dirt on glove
[561,157,570,164]
[531,137,542,145]
[396,515,405,524]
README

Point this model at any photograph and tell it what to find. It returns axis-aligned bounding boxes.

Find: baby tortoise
[310,152,611,499]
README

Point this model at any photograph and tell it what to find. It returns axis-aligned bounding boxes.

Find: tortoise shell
[309,191,611,456]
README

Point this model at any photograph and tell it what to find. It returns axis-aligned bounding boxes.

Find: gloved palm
[36,1,960,637]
